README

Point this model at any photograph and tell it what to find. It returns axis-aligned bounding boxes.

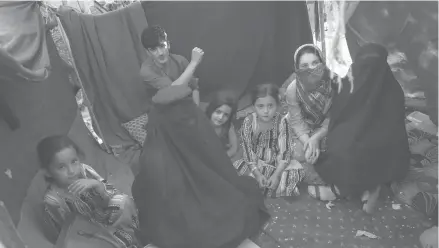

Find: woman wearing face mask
[282,44,340,200]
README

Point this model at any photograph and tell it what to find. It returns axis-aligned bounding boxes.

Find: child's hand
[253,170,267,188]
[304,135,320,164]
[68,179,104,196]
[267,172,281,190]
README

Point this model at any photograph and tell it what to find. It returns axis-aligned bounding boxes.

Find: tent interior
[0,1,437,248]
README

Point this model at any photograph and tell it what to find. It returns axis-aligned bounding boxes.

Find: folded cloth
[412,191,438,225]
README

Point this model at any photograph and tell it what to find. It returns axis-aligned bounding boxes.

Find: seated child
[205,93,239,158]
[233,83,303,197]
[37,135,141,248]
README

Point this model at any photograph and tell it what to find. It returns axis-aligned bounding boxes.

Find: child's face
[254,95,277,122]
[211,104,232,127]
[46,147,82,187]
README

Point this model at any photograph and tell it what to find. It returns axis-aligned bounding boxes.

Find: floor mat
[254,193,429,248]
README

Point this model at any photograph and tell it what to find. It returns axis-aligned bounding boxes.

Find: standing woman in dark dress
[315,43,411,213]
[131,25,269,248]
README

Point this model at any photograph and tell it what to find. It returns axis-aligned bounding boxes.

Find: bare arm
[189,78,200,106]
[146,62,198,104]
[285,79,311,143]
[311,117,329,141]
[192,89,200,106]
[142,48,204,104]
[171,62,198,86]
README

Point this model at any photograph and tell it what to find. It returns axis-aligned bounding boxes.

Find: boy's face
[46,147,82,187]
[148,40,170,64]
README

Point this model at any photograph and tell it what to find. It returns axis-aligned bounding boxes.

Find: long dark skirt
[314,44,411,197]
[131,98,269,248]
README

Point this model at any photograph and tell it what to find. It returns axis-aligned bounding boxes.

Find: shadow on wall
[345,1,438,124]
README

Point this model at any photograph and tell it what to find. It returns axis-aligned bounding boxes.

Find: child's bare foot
[361,185,381,214]
[420,226,438,248]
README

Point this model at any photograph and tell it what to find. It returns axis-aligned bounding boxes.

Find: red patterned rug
[253,188,431,248]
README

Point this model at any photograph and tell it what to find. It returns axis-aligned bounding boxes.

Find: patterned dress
[283,75,333,186]
[234,112,303,197]
[43,164,140,248]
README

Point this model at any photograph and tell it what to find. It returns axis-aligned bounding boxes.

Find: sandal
[308,184,340,201]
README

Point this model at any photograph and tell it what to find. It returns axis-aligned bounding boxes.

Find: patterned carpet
[253,188,431,248]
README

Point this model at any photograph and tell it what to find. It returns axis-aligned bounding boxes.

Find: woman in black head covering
[314,43,411,213]
[132,25,269,248]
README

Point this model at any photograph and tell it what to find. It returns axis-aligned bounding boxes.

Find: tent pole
[55,17,111,154]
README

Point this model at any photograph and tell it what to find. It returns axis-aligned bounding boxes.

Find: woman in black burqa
[315,43,411,213]
[131,25,269,248]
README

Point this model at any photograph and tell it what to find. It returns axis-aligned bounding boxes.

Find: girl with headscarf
[282,44,339,200]
[314,43,410,213]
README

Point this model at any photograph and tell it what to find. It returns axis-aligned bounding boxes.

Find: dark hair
[37,135,84,169]
[251,83,280,104]
[206,93,237,132]
[141,25,168,50]
[295,46,323,68]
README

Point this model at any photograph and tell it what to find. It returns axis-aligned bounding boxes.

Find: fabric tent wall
[142,1,313,103]
[345,1,438,124]
[58,3,150,148]
[0,33,77,225]
[58,1,312,149]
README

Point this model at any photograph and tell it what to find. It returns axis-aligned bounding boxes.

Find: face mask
[296,64,326,91]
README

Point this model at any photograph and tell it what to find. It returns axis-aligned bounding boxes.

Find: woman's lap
[133,101,269,247]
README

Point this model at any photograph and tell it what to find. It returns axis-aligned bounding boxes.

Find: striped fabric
[296,73,333,130]
[233,112,303,197]
[43,164,140,248]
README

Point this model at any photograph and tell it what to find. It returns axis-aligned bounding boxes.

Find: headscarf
[294,44,335,129]
[328,43,393,131]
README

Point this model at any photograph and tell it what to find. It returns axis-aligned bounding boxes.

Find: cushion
[121,113,148,146]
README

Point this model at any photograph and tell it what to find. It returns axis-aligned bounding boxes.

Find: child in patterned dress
[37,135,141,248]
[234,83,303,197]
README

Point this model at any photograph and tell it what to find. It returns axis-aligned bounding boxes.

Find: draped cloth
[132,95,269,248]
[57,2,312,153]
[0,35,77,225]
[132,54,269,247]
[315,43,411,196]
[0,1,50,81]
[58,3,149,148]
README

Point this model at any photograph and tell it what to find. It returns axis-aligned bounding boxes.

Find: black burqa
[131,85,269,248]
[315,43,410,197]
